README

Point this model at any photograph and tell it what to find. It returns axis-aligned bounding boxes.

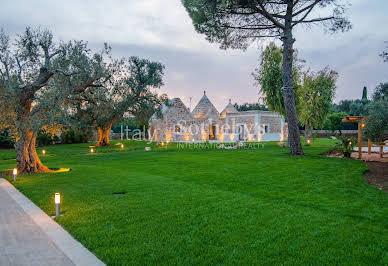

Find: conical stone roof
[192,91,220,119]
[220,99,238,118]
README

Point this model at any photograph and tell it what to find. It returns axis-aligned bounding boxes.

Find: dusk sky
[1,0,387,111]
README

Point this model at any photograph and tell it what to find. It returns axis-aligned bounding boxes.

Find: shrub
[335,136,356,158]
[323,112,348,135]
[0,131,15,149]
[61,128,91,144]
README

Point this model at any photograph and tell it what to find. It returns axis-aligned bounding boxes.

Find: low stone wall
[300,130,388,139]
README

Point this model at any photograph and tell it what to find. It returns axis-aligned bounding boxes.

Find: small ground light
[349,141,352,145]
[307,139,311,144]
[120,143,124,149]
[55,193,61,217]
[42,150,46,156]
[13,168,17,182]
[90,148,94,153]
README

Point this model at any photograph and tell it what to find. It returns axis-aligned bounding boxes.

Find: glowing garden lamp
[13,168,17,182]
[349,141,352,145]
[42,149,46,156]
[120,143,124,149]
[306,139,311,144]
[90,148,94,153]
[54,193,61,217]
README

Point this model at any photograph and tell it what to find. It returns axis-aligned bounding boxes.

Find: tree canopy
[364,99,388,143]
[298,68,337,140]
[68,56,167,146]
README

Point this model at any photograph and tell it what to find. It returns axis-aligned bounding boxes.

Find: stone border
[0,178,105,266]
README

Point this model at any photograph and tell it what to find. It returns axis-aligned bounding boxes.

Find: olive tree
[0,27,113,173]
[182,0,351,155]
[68,56,166,146]
[364,99,388,143]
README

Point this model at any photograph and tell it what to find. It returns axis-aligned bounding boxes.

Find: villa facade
[149,91,287,142]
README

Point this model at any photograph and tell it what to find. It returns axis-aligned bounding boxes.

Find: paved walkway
[0,178,104,266]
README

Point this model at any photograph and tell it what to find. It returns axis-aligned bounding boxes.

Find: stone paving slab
[0,178,105,266]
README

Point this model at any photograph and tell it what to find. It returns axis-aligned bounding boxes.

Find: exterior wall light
[13,168,17,181]
[55,193,61,217]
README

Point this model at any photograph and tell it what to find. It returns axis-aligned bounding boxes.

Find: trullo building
[149,91,287,142]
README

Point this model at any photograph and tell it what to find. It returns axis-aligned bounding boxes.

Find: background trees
[324,112,348,136]
[233,102,268,112]
[298,68,337,141]
[182,0,351,155]
[363,83,388,143]
[363,99,388,143]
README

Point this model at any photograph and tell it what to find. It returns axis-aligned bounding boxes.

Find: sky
[1,0,387,111]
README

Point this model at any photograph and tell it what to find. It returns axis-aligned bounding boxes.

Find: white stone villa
[149,91,288,142]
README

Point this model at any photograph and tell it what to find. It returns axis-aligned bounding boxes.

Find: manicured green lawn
[1,139,387,265]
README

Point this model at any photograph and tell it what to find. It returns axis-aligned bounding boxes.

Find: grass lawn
[1,139,387,265]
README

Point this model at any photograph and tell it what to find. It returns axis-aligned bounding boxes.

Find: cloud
[1,0,387,109]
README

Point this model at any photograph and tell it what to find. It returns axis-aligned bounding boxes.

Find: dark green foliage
[364,99,388,143]
[233,102,268,111]
[111,118,137,134]
[0,131,14,149]
[362,86,367,100]
[61,128,91,144]
[324,112,348,135]
[334,99,370,116]
[372,82,388,101]
[36,131,58,146]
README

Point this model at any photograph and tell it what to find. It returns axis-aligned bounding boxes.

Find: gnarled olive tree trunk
[15,94,51,174]
[15,129,51,173]
[96,123,112,146]
[281,4,303,155]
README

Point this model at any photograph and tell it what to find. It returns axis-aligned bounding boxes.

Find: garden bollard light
[13,168,17,182]
[55,193,61,217]
[42,150,46,156]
